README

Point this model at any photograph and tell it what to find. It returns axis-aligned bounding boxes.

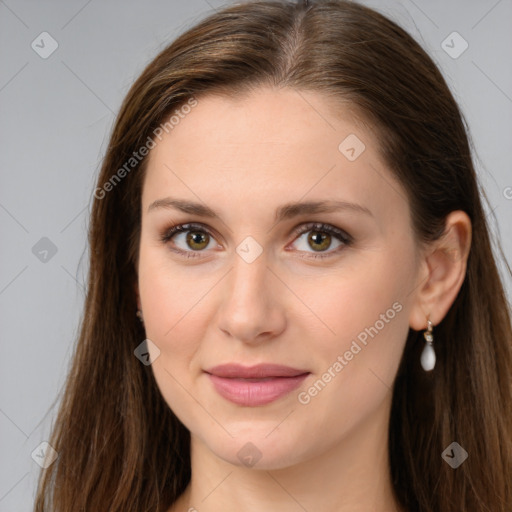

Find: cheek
[138,241,207,342]
[293,246,414,413]
[137,247,210,427]
[300,248,410,347]
[137,250,206,385]
[291,269,410,445]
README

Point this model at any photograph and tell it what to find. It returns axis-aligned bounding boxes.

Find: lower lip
[207,373,310,406]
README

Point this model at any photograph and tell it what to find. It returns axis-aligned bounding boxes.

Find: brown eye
[160,223,216,257]
[186,231,210,250]
[289,222,353,259]
[307,231,332,251]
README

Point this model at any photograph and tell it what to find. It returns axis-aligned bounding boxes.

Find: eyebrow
[147,197,373,222]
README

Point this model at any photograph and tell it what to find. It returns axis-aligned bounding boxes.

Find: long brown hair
[34,1,512,510]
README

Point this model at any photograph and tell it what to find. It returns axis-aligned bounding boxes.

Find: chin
[202,428,311,471]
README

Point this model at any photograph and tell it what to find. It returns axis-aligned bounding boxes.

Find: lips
[204,363,310,406]
[205,363,309,379]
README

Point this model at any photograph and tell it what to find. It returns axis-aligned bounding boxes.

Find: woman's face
[136,86,422,469]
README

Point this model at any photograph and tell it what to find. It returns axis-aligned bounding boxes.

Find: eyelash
[160,222,353,260]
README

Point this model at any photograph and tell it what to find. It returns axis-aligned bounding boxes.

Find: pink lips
[204,364,310,406]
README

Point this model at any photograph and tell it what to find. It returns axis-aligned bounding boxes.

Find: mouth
[204,363,310,406]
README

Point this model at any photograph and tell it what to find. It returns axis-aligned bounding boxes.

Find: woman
[34,1,512,511]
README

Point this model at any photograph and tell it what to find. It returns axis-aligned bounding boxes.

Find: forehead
[141,87,408,227]
[153,87,373,156]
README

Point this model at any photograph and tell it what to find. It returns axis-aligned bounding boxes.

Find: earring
[136,309,144,324]
[420,318,436,371]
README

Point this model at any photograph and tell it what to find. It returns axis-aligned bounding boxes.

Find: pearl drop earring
[420,318,436,371]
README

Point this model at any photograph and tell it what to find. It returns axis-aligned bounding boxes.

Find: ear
[409,210,472,330]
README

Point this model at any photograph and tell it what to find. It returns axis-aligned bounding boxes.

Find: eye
[288,222,353,259]
[160,221,353,260]
[160,222,218,258]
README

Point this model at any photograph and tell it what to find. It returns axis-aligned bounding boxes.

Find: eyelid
[160,222,215,243]
[289,222,353,245]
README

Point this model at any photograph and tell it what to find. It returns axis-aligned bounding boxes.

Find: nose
[216,249,287,345]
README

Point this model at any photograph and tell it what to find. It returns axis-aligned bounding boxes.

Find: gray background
[1,0,511,509]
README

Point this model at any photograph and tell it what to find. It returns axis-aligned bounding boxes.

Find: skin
[134,86,471,512]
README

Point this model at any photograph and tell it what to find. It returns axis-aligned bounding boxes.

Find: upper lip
[204,363,310,379]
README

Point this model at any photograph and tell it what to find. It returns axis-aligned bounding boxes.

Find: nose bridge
[216,242,285,342]
[228,244,271,305]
